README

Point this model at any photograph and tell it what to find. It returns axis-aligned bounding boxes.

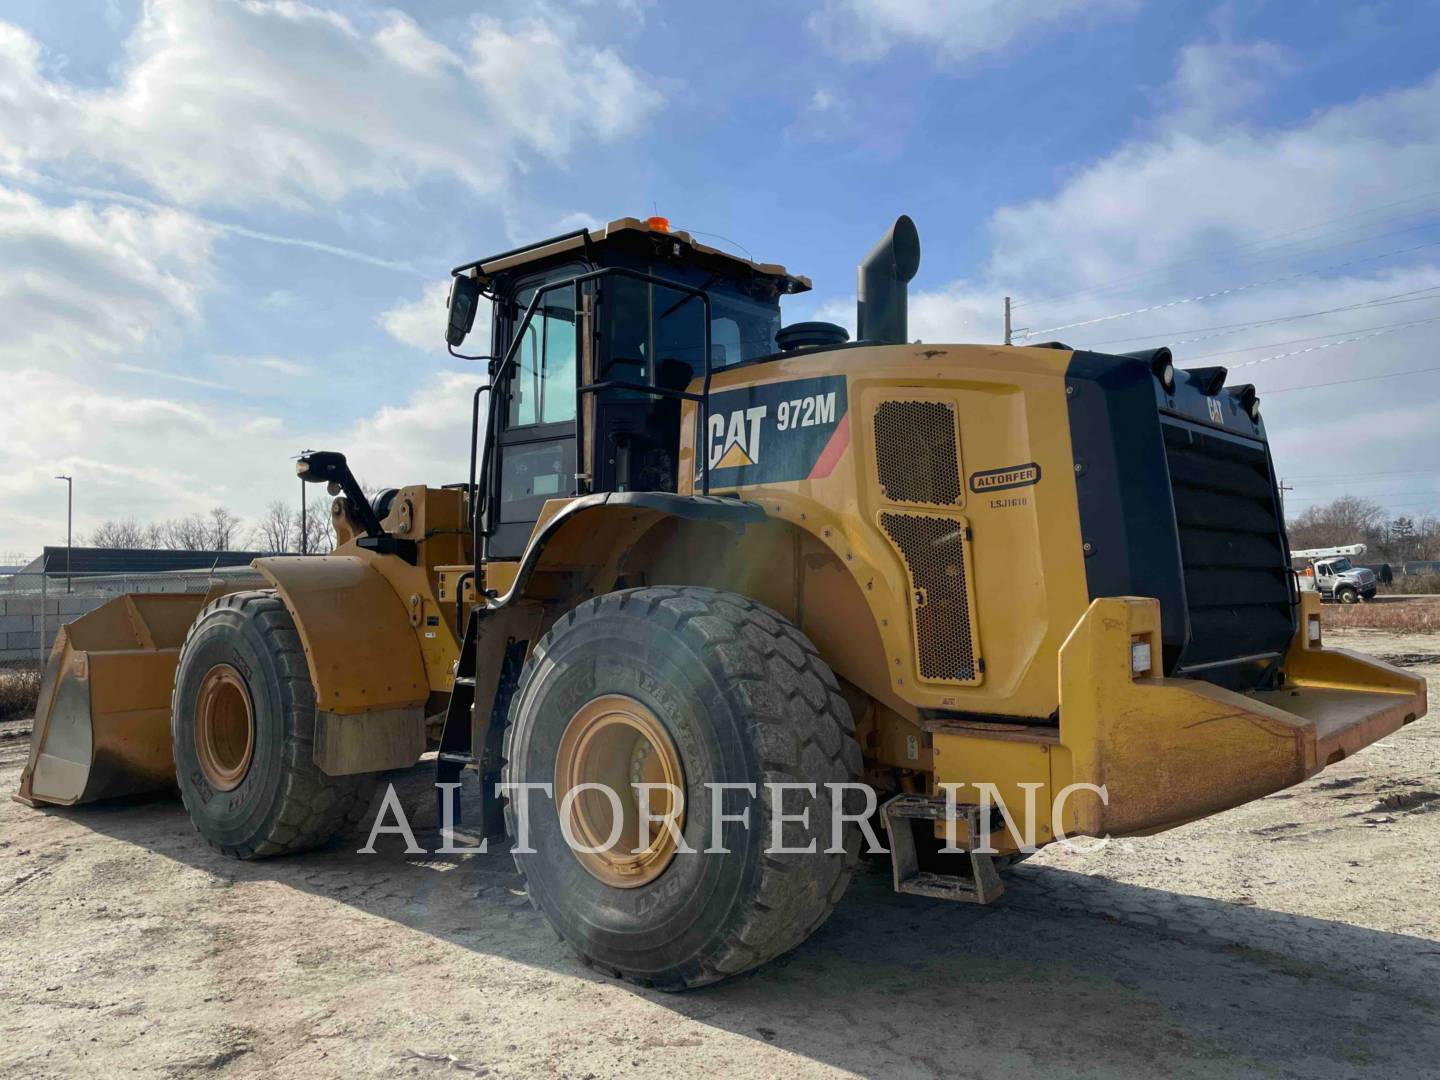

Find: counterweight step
[880,793,1004,904]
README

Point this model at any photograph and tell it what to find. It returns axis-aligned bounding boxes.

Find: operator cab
[448,217,811,559]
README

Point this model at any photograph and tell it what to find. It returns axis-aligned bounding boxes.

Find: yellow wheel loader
[17,215,1426,989]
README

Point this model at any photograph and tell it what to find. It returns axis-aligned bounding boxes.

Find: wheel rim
[195,664,255,792]
[554,694,686,889]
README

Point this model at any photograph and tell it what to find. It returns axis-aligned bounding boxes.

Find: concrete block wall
[0,592,111,664]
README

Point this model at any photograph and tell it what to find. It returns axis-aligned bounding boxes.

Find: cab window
[507,285,577,428]
[708,288,782,366]
[600,276,706,392]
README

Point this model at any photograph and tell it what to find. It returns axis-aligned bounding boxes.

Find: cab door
[489,274,581,559]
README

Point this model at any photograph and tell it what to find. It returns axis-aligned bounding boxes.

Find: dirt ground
[2,628,1438,1079]
[1325,593,1440,633]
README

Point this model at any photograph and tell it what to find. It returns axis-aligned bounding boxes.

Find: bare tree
[252,500,296,553]
[160,513,212,551]
[249,499,337,554]
[304,500,337,553]
[1287,496,1386,551]
[1284,496,1440,567]
[89,518,157,548]
[208,506,242,550]
[1417,516,1440,561]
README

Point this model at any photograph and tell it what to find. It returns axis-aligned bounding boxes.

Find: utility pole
[1278,479,1294,518]
[54,474,72,593]
[1003,296,1012,346]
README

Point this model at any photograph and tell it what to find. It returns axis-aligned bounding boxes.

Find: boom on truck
[1292,544,1378,603]
[17,215,1426,988]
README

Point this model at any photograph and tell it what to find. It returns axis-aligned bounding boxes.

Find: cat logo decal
[699,375,849,486]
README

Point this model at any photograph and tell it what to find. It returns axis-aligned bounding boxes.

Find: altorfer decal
[969,462,1041,493]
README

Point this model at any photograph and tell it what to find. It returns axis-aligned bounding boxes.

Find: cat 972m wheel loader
[16,214,1427,989]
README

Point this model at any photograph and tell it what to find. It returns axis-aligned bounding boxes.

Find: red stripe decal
[807,411,851,480]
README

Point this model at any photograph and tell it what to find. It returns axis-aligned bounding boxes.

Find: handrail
[451,228,593,278]
[468,265,715,589]
[467,377,496,588]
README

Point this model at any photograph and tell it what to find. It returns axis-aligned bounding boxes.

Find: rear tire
[171,590,376,859]
[503,586,863,989]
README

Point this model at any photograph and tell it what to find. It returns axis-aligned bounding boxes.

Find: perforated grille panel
[880,511,979,683]
[874,400,961,505]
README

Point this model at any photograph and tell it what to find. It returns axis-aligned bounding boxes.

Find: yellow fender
[255,556,430,775]
[255,556,428,716]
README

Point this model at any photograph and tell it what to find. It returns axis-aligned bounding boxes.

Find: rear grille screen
[1161,421,1293,672]
[880,511,980,684]
[874,400,962,505]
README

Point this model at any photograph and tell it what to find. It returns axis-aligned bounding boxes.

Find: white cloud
[979,69,1440,318]
[785,87,853,144]
[0,361,481,553]
[0,179,231,551]
[810,0,1138,65]
[249,356,312,378]
[0,368,259,550]
[1165,39,1299,130]
[373,10,462,74]
[467,15,659,158]
[112,362,231,390]
[243,416,283,436]
[839,54,1440,512]
[379,281,466,355]
[343,371,481,490]
[0,183,213,370]
[0,2,662,553]
[0,0,663,209]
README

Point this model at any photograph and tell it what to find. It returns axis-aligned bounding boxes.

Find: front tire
[503,587,862,989]
[171,590,375,859]
[1338,586,1359,604]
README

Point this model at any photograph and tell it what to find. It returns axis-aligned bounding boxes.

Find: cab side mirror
[447,274,482,347]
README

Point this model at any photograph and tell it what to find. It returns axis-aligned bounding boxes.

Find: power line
[1262,362,1440,396]
[1014,203,1440,312]
[1011,181,1440,310]
[1285,468,1440,481]
[1284,480,1440,492]
[1021,239,1440,339]
[1282,467,1440,480]
[1284,492,1440,506]
[1076,285,1440,349]
[1225,314,1440,370]
[1184,313,1440,362]
[1289,503,1439,512]
[1288,472,1440,487]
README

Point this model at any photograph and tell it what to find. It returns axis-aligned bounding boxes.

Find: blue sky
[2,0,1439,555]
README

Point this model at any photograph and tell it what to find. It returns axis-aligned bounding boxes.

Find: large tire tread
[503,585,862,989]
[172,589,375,860]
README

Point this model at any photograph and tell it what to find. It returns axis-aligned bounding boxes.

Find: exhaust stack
[857,215,921,344]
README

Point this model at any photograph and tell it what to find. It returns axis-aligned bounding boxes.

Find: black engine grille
[1161,419,1293,679]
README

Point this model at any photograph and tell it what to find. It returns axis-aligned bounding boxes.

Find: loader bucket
[14,593,209,807]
